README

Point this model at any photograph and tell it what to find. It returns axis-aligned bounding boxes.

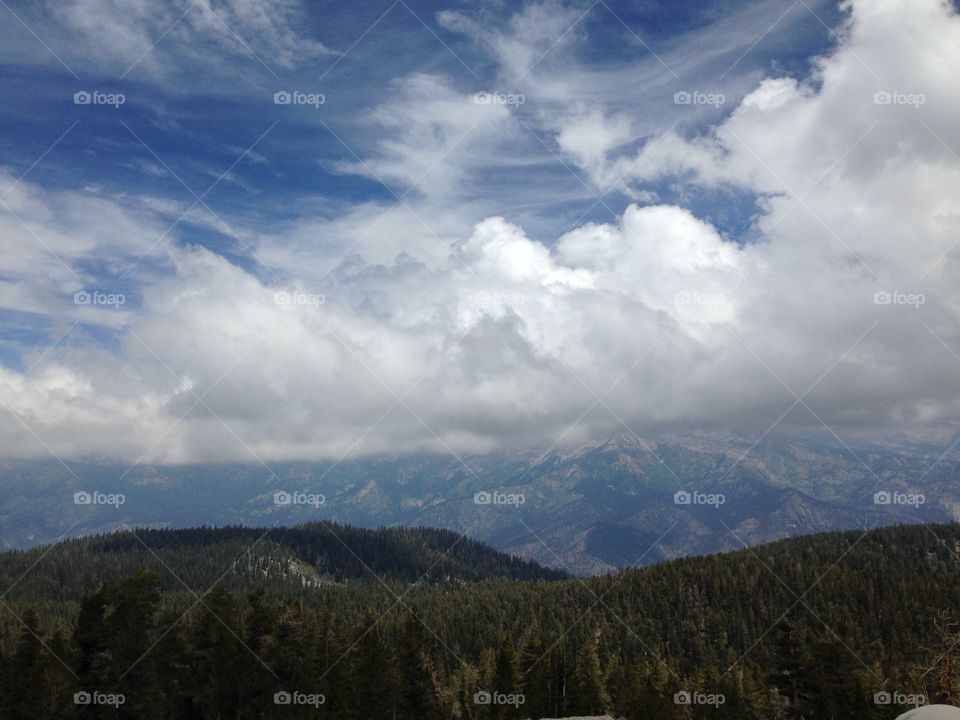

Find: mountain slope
[0,432,956,574]
[0,523,565,604]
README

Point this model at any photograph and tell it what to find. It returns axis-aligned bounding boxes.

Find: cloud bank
[2,0,960,463]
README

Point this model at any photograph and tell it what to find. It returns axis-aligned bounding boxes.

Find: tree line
[1,522,959,718]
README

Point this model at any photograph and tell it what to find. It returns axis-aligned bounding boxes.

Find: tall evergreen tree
[768,617,815,719]
[6,610,46,720]
[186,586,246,719]
[492,634,522,719]
[569,632,609,716]
[350,609,399,720]
[521,630,552,719]
[397,615,443,720]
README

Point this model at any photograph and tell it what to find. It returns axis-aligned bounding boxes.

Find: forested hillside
[0,523,566,602]
[1,523,959,718]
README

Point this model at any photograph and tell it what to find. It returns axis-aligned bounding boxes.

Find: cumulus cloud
[2,0,960,463]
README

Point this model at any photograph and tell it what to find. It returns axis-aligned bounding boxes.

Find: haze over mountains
[7,431,956,574]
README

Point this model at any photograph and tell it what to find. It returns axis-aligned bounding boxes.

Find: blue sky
[0,0,840,345]
[1,0,959,462]
[0,0,841,241]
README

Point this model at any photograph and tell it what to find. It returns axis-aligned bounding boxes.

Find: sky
[0,0,959,463]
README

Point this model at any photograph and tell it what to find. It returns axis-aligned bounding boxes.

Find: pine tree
[768,617,815,719]
[397,615,443,720]
[241,588,279,718]
[186,586,246,719]
[618,659,680,720]
[315,603,352,720]
[806,636,868,720]
[350,609,399,720]
[521,630,553,719]
[569,632,609,716]
[492,634,522,719]
[7,609,47,720]
[40,631,73,718]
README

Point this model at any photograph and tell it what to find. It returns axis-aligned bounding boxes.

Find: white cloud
[555,108,634,185]
[2,0,960,462]
[334,74,513,201]
[37,0,332,79]
[0,169,169,325]
[438,1,586,84]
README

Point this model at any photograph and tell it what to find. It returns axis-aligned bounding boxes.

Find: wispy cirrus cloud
[2,0,334,82]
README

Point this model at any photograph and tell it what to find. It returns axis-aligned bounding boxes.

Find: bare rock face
[897,706,960,720]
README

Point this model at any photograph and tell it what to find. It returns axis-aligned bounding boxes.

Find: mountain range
[3,431,957,574]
